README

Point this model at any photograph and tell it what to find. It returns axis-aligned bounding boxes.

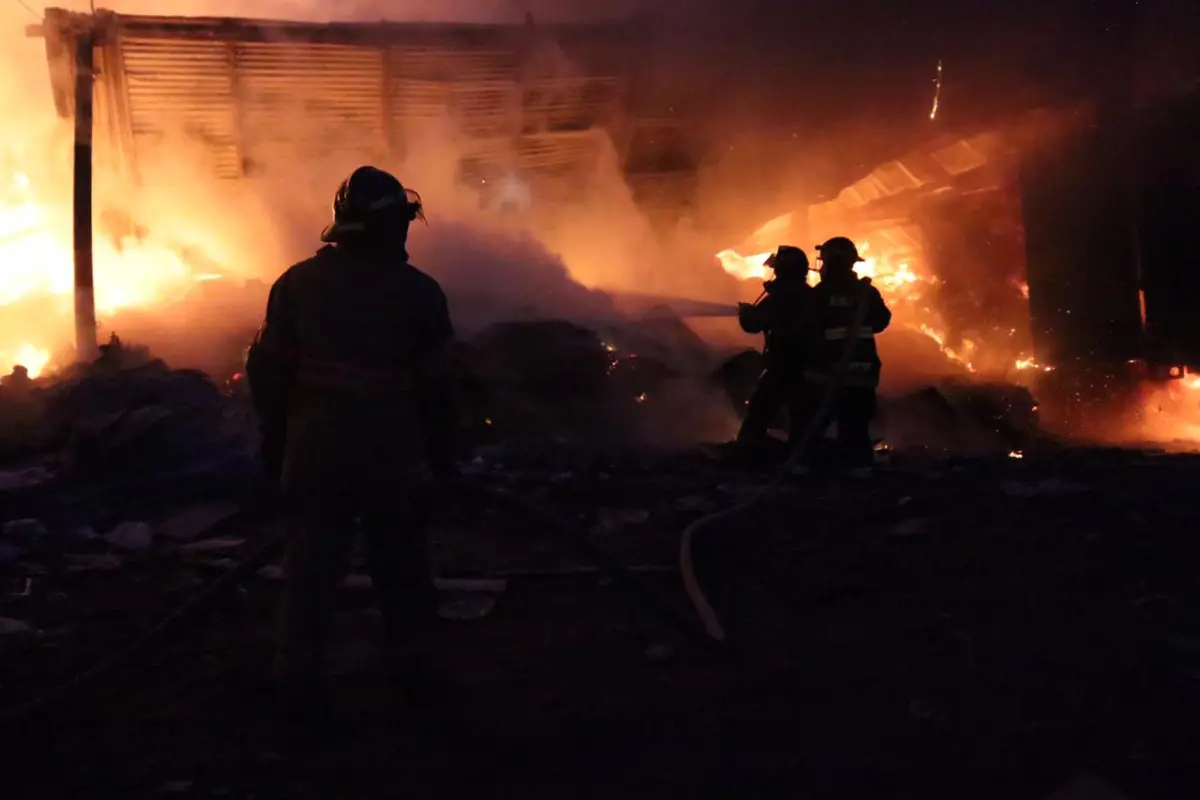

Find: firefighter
[802,236,892,476]
[736,245,814,448]
[246,166,458,728]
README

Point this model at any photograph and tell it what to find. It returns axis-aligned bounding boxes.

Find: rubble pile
[0,339,259,552]
[449,315,733,446]
[2,436,1199,795]
[0,318,1192,799]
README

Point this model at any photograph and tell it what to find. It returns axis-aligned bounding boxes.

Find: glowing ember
[929,60,944,121]
[1014,356,1054,373]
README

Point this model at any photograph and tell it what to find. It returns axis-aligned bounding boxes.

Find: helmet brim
[320,220,366,243]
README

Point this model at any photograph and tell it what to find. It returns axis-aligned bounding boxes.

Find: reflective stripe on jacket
[804,274,891,389]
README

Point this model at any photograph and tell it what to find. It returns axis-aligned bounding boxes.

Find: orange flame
[0,167,212,378]
[718,237,1005,373]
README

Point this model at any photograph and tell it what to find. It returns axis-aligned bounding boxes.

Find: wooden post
[73,26,98,363]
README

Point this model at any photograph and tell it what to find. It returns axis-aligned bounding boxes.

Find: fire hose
[680,285,874,643]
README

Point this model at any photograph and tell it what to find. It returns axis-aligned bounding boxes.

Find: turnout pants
[738,368,810,447]
[800,384,877,469]
[274,470,437,698]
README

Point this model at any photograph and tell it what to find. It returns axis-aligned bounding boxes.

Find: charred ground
[0,324,1198,798]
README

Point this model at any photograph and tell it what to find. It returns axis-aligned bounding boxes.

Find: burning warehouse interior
[2,1,1200,796]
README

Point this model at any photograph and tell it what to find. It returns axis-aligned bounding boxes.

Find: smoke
[0,1,690,371]
[1,2,1121,379]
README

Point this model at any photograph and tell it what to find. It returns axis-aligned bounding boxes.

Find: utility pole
[72,21,98,363]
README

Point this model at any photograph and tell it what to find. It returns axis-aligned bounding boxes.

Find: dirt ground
[2,445,1199,798]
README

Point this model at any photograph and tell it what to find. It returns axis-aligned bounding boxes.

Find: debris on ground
[104,521,154,552]
[0,330,1197,796]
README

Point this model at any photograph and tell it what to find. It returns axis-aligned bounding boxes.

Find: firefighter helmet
[764,244,809,275]
[816,236,864,266]
[321,166,425,244]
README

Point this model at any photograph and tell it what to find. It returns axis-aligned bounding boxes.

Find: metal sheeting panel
[930,139,989,176]
[388,46,518,83]
[448,81,519,139]
[119,36,240,179]
[235,42,385,158]
[517,131,602,176]
[388,78,453,150]
[386,47,520,146]
[523,78,621,134]
[92,44,123,175]
[870,160,925,196]
[100,16,637,192]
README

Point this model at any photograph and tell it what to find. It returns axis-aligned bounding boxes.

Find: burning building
[715,87,1200,443]
[8,5,1200,445]
[5,7,702,376]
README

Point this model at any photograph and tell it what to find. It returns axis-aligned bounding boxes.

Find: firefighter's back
[280,246,450,484]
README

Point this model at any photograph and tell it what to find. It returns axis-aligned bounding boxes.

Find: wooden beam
[72,30,98,363]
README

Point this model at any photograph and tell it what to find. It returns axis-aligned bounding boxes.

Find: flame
[718,237,1007,372]
[1013,356,1054,373]
[8,343,49,378]
[715,249,773,282]
[0,165,211,378]
[1124,375,1200,448]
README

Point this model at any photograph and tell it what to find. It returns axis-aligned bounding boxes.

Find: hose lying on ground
[474,483,719,651]
[680,286,874,643]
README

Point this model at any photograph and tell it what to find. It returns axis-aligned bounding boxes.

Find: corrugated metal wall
[37,9,701,227]
[84,13,646,200]
[119,37,241,178]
